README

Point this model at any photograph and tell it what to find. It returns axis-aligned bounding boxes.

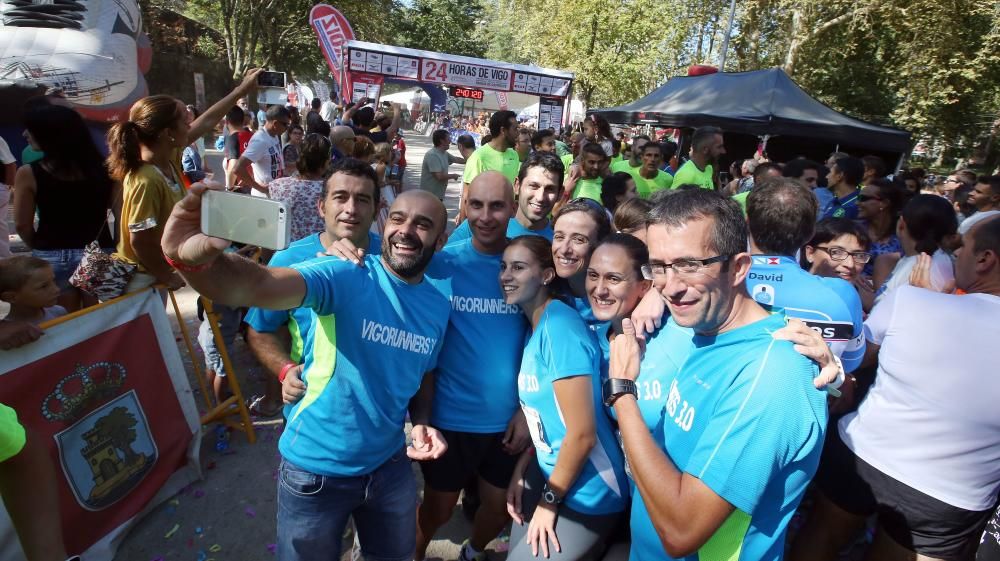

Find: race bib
[521,405,551,454]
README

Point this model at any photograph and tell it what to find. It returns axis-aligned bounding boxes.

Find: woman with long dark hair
[106,70,261,293]
[551,198,612,325]
[14,104,116,310]
[599,172,637,216]
[501,235,627,561]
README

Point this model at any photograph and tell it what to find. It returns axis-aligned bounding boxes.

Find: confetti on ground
[195,526,203,534]
[169,499,180,506]
[194,489,205,498]
[209,544,222,552]
[267,543,277,554]
[164,523,180,539]
[245,506,256,518]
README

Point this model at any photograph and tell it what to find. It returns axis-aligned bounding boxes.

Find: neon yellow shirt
[610,160,641,181]
[733,191,749,214]
[0,403,26,463]
[462,144,520,185]
[633,170,674,199]
[561,153,574,170]
[672,160,715,190]
[572,177,604,202]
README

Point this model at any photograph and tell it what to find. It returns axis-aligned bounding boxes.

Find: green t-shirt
[634,170,674,199]
[561,153,575,170]
[555,140,571,157]
[572,177,604,202]
[732,191,749,214]
[462,144,520,185]
[672,160,715,190]
[610,154,624,166]
[0,403,26,463]
[610,159,641,181]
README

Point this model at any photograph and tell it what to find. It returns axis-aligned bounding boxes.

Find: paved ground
[110,131,495,561]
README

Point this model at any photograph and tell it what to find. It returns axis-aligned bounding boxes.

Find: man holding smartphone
[227,105,291,197]
[161,183,453,561]
[244,159,382,417]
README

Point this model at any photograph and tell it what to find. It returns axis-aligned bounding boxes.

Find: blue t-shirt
[814,187,835,218]
[278,256,450,477]
[245,232,381,362]
[448,218,553,245]
[629,313,828,561]
[426,239,529,433]
[822,190,860,220]
[746,255,865,372]
[517,300,628,515]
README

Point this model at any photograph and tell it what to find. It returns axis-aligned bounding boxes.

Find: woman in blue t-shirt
[585,233,652,377]
[500,235,627,561]
[551,198,611,326]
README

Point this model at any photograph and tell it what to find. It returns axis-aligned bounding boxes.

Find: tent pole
[718,0,738,71]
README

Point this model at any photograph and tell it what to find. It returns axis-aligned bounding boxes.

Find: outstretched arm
[188,69,261,145]
[160,183,305,309]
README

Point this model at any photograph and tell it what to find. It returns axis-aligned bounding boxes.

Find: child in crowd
[0,256,66,325]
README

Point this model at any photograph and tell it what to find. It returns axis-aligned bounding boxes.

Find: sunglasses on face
[856,194,882,202]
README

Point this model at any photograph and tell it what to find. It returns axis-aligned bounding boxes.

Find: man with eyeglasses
[745,177,866,373]
[227,104,291,197]
[607,187,832,561]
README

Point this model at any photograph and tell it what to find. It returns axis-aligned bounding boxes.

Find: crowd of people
[1,69,999,561]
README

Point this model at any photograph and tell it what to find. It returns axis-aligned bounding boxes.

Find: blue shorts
[33,248,87,290]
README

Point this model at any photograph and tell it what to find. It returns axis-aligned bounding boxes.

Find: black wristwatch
[542,483,563,505]
[603,378,638,406]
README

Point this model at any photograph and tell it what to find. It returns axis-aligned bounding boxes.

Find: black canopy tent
[591,68,911,164]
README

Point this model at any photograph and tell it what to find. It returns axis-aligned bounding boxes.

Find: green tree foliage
[180,0,400,80]
[482,0,683,108]
[396,0,487,58]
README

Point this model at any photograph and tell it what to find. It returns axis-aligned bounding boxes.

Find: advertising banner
[348,73,384,103]
[537,97,564,132]
[310,4,356,95]
[343,40,573,99]
[0,289,201,561]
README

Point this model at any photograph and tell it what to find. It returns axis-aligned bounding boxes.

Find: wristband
[278,362,297,383]
[163,253,210,273]
[825,355,846,397]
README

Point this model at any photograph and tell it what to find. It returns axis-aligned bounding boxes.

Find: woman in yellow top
[106,69,262,293]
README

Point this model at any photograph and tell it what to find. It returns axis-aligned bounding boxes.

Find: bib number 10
[422,60,448,82]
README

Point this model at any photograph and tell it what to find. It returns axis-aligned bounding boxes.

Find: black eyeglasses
[815,246,872,264]
[641,255,730,278]
[856,194,882,202]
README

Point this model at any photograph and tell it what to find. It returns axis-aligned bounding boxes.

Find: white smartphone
[201,190,290,250]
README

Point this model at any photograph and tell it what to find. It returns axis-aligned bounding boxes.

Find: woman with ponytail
[108,69,262,292]
[875,194,958,302]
